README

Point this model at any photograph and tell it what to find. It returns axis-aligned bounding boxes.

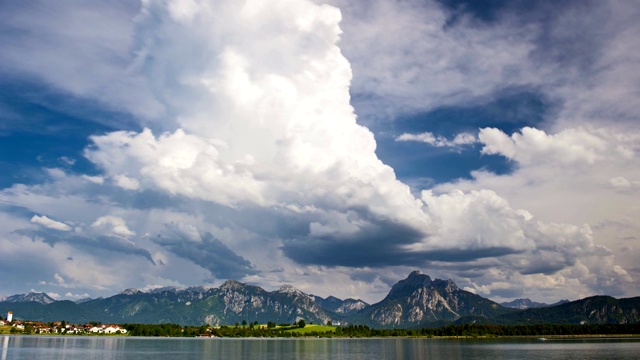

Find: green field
[0,325,13,334]
[286,324,336,334]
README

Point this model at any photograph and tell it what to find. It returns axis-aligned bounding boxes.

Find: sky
[0,0,639,305]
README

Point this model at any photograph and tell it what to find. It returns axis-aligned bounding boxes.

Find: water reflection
[1,336,8,360]
[0,336,638,360]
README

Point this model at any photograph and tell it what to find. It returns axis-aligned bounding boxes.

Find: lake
[2,336,640,359]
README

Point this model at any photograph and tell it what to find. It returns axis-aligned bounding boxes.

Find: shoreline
[2,333,640,340]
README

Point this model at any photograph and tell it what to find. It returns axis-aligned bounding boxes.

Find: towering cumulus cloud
[86,0,431,255]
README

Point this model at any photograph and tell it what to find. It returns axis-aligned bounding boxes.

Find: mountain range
[1,271,638,328]
[500,298,570,309]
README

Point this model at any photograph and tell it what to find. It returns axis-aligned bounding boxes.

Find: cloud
[1,0,638,304]
[479,126,618,165]
[0,0,164,120]
[326,0,542,125]
[91,215,136,237]
[282,215,425,267]
[608,176,640,191]
[321,0,640,300]
[58,156,76,166]
[82,175,104,184]
[153,228,258,280]
[418,189,534,255]
[113,174,140,191]
[434,124,640,298]
[19,228,155,266]
[64,292,90,299]
[83,0,431,236]
[396,132,477,148]
[30,215,72,232]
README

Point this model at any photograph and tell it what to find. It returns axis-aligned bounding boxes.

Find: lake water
[2,336,639,359]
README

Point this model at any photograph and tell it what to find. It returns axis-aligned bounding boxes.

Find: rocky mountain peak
[278,284,303,295]
[432,278,459,292]
[148,286,179,294]
[220,280,244,291]
[120,288,142,295]
[185,286,206,293]
[4,292,56,304]
[501,298,540,309]
[324,295,342,303]
[386,271,433,299]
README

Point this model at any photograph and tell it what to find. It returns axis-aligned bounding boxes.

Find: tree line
[122,323,327,337]
[10,321,640,338]
[340,323,640,337]
[121,323,640,338]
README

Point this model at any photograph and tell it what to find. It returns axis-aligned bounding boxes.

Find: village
[1,311,127,335]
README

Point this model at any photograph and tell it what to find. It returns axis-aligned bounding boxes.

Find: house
[103,325,127,334]
[35,326,51,334]
[65,325,80,334]
[0,320,5,326]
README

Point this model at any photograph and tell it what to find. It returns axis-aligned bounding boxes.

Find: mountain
[501,298,571,309]
[550,299,571,307]
[1,273,639,327]
[311,295,369,316]
[3,292,56,305]
[501,298,551,309]
[348,271,514,328]
[0,281,341,326]
[498,295,640,324]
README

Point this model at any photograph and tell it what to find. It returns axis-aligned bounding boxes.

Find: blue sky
[1,0,639,304]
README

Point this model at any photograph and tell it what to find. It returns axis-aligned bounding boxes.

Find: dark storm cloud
[17,229,155,264]
[416,247,522,262]
[153,230,258,280]
[281,203,531,269]
[281,219,425,267]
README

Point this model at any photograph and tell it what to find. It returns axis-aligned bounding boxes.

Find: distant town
[1,311,126,335]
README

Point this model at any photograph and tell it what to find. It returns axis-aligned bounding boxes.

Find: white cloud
[64,292,90,299]
[396,132,477,148]
[82,175,104,184]
[479,127,615,165]
[608,176,640,191]
[30,215,71,232]
[58,156,76,166]
[435,125,640,298]
[47,292,61,300]
[83,0,430,235]
[417,189,534,254]
[113,174,140,191]
[91,215,136,238]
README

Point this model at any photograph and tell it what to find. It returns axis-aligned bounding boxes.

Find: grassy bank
[286,325,337,334]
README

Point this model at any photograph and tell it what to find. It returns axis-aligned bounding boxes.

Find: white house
[89,324,127,334]
[103,325,127,334]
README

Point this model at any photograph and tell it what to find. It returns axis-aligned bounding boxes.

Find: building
[6,311,12,322]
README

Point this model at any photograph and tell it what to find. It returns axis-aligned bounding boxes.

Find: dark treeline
[122,324,334,338]
[341,323,640,337]
[121,323,640,338]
